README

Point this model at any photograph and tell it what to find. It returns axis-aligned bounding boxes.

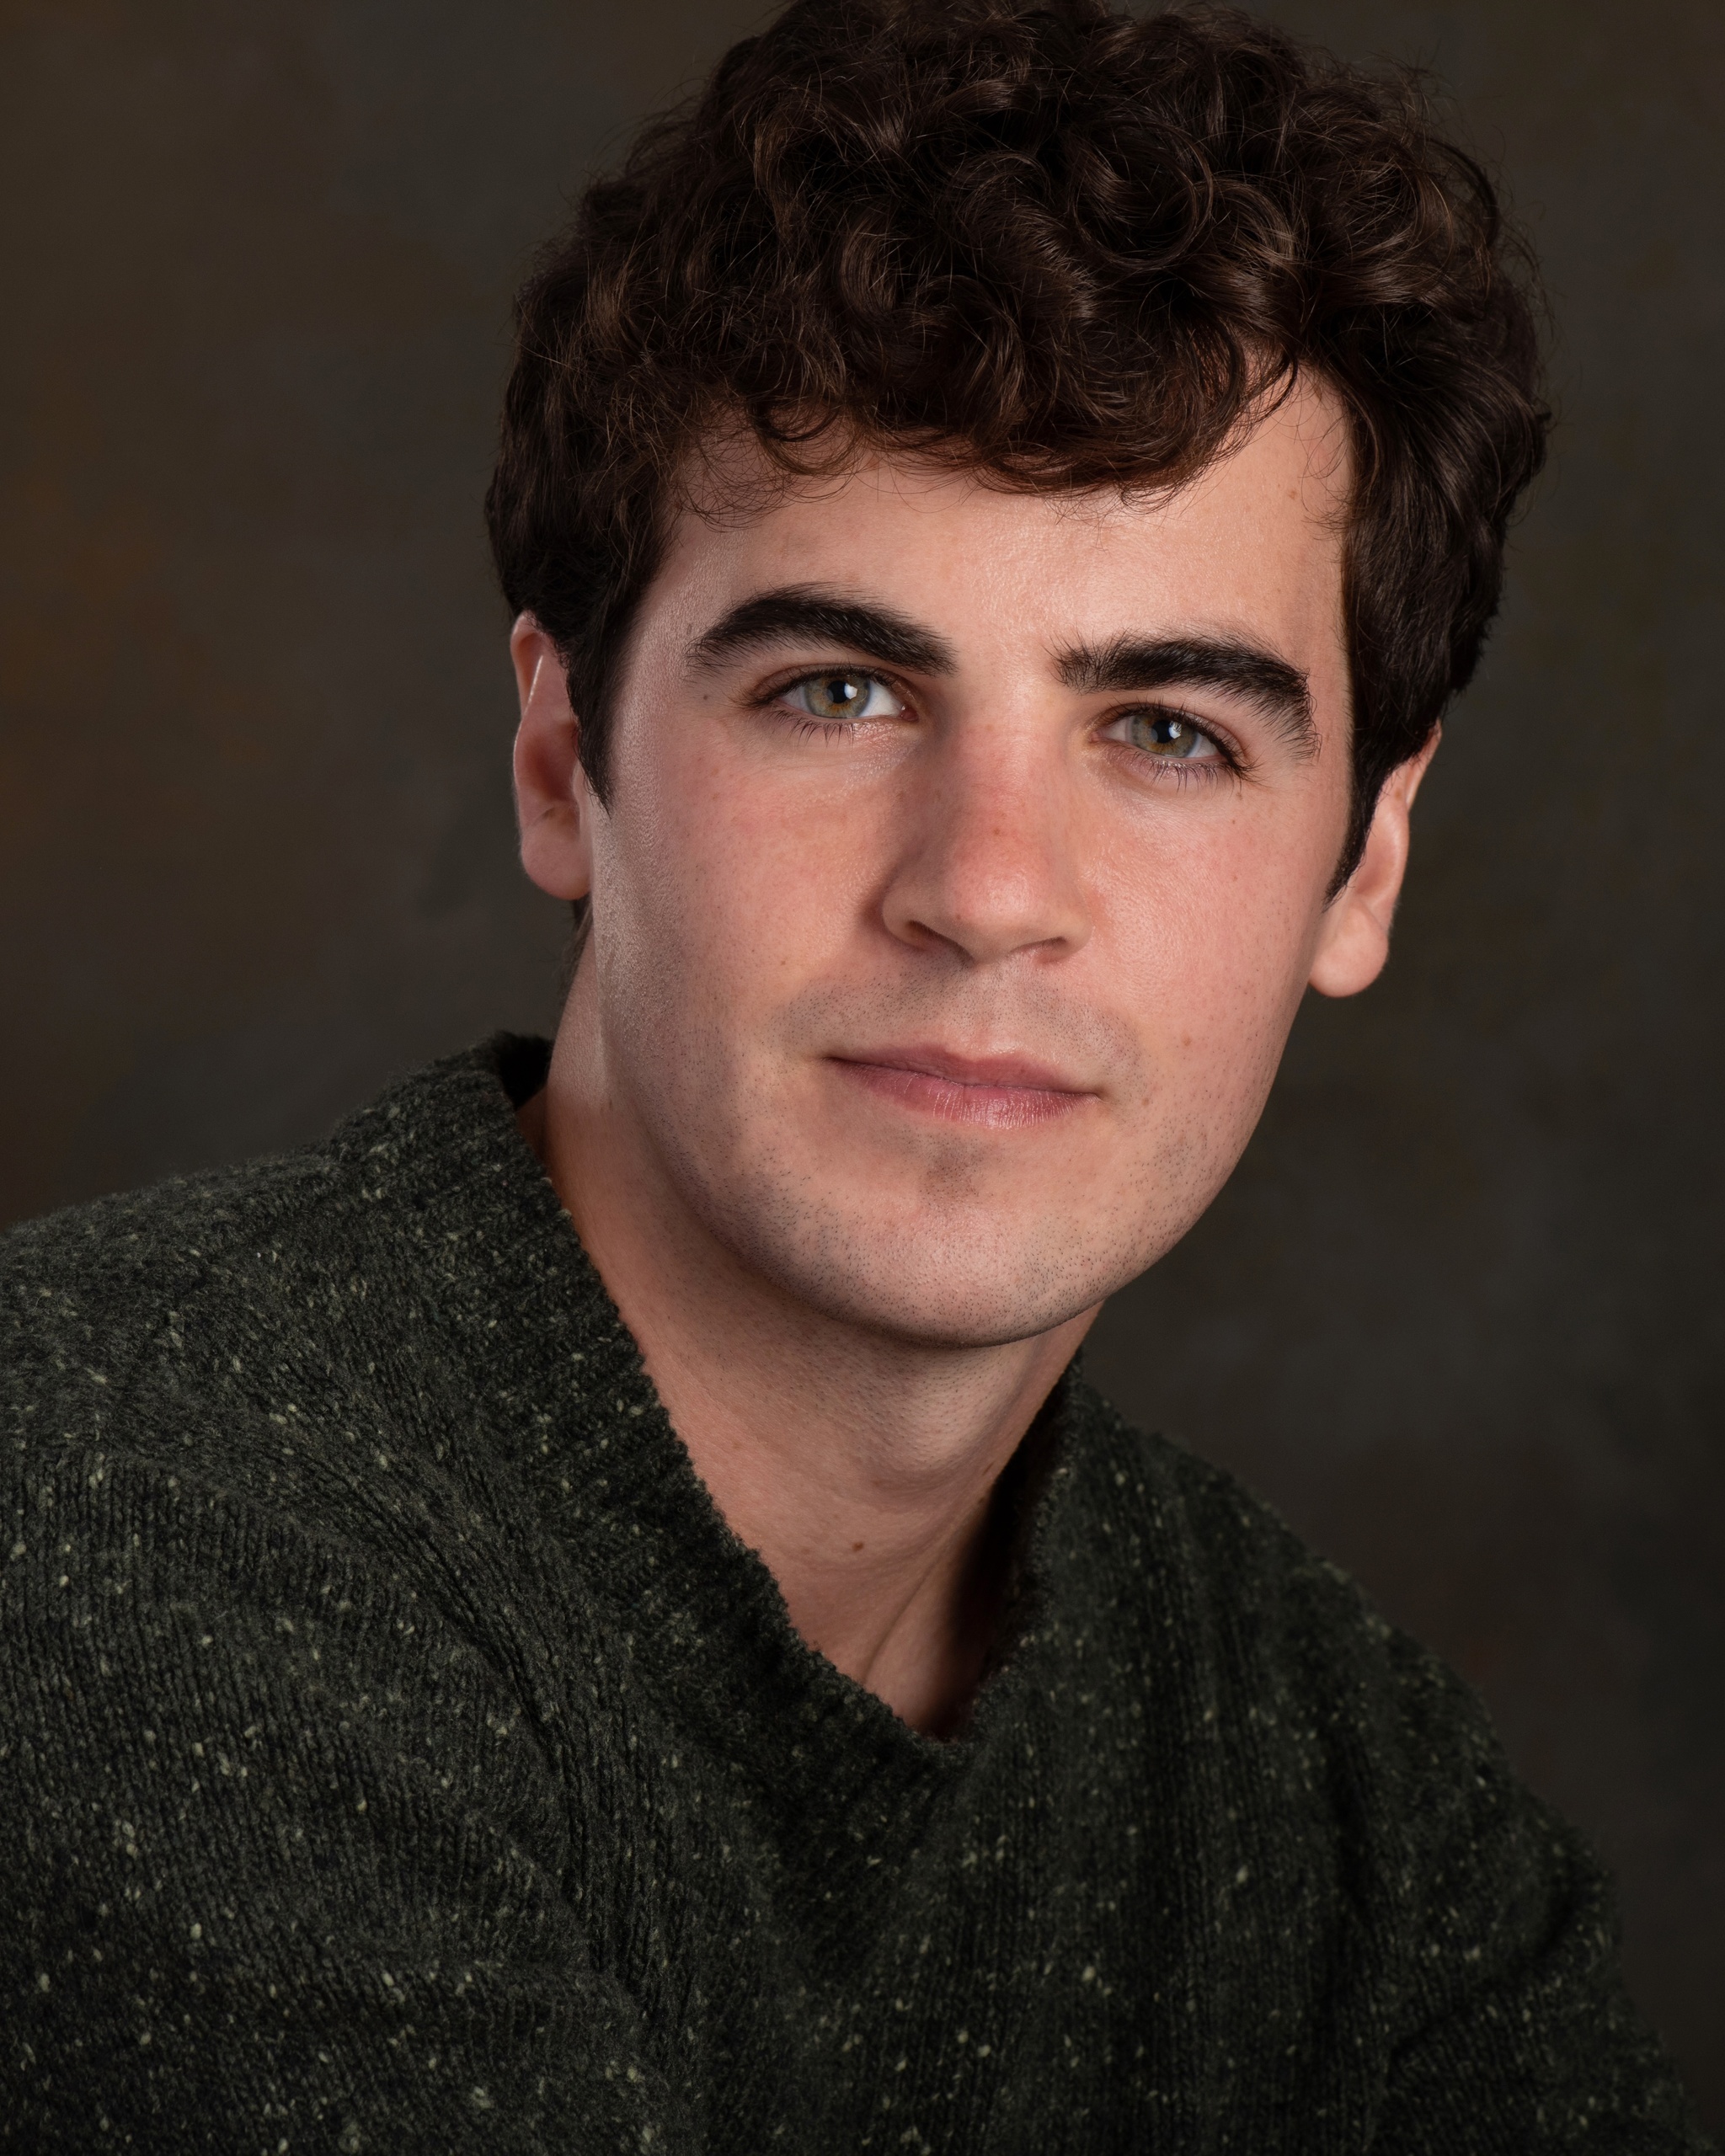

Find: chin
[795,1268,1103,1350]
[728,1202,1162,1349]
[658,1100,1219,1348]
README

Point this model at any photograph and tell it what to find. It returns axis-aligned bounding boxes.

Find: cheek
[599,730,879,1020]
[1097,809,1328,1101]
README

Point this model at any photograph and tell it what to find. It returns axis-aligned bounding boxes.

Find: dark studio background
[3,0,1721,2121]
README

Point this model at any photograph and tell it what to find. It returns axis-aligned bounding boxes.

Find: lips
[828,1044,1094,1129]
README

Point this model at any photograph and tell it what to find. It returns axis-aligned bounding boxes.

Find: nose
[879,722,1092,964]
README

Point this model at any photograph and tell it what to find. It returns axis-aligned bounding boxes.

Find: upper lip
[830,1043,1095,1093]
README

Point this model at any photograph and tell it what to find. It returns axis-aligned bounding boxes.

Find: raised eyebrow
[1057,633,1318,758]
[689,585,958,677]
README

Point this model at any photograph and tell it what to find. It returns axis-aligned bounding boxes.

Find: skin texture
[512,388,1434,1734]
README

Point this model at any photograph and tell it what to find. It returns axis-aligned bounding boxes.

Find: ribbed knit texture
[0,1038,1708,2153]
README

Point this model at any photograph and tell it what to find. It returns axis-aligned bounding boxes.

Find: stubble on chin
[622,985,1227,1348]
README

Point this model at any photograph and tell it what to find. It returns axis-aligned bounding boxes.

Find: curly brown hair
[487,0,1547,882]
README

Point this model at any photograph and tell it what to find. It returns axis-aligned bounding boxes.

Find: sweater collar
[333,1034,1092,1832]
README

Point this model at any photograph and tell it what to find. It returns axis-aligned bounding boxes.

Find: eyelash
[1104,704,1243,781]
[756,670,1244,780]
[789,718,866,745]
[756,668,912,733]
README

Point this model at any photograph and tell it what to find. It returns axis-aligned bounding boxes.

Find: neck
[519,1006,1095,1737]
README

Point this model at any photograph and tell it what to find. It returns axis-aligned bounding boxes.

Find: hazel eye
[1109,707,1224,761]
[788,672,904,722]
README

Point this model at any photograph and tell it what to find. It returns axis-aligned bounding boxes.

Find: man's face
[518,391,1422,1347]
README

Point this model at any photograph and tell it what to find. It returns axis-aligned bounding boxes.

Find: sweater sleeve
[0,1433,697,2156]
[1366,1648,1710,2153]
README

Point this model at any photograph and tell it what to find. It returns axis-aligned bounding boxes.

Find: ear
[510,614,594,903]
[1307,728,1440,999]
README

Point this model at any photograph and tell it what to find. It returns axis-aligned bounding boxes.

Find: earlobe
[1307,730,1439,1000]
[510,613,595,904]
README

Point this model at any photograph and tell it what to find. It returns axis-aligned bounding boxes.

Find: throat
[755,1390,1059,1740]
[517,1052,1085,1738]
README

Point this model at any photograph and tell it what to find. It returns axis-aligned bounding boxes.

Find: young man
[1,0,1711,2146]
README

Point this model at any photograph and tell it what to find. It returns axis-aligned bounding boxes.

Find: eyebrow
[690,585,958,676]
[1057,634,1317,756]
[691,590,1318,757]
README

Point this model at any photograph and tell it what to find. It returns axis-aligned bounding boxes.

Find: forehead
[646,386,1353,687]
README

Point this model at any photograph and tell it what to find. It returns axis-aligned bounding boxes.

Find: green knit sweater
[0,1038,1706,2153]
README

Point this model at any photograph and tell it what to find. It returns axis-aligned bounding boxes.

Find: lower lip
[832,1059,1091,1130]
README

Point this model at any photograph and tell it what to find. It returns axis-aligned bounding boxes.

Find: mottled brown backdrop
[3,0,1721,2121]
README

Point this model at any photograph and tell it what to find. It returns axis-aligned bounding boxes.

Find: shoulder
[1058,1380,1616,2016]
[0,1036,547,1448]
[1037,1396,1701,2142]
[1059,1371,1385,1638]
[1056,1375,1508,1812]
[1,1091,384,1456]
[4,1138,340,1313]
[0,1037,571,1767]
[1,1139,350,1458]
[0,1038,564,1649]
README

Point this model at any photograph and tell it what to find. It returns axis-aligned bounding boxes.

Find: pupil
[826,677,859,709]
[1141,712,1188,753]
